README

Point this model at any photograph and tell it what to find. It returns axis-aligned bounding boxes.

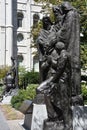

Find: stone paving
[0,93,26,130]
[0,110,25,130]
[1,95,12,104]
[0,109,10,130]
[7,120,25,130]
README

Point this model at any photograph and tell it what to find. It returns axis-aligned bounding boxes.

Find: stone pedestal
[31,104,48,130]
[19,100,32,114]
[19,100,87,130]
[19,100,33,130]
[43,106,87,130]
[73,106,87,130]
[24,113,32,130]
[43,120,64,130]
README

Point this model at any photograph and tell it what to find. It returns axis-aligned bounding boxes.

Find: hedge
[11,84,38,109]
[81,82,87,104]
[19,71,40,88]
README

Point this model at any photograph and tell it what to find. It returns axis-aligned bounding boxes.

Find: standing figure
[52,5,63,32]
[10,56,16,87]
[36,16,57,82]
[37,42,72,129]
[53,2,81,98]
[4,72,14,93]
[35,2,83,130]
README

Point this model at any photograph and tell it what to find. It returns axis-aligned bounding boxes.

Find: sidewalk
[7,120,25,130]
[0,110,25,130]
[0,94,26,130]
[0,109,10,130]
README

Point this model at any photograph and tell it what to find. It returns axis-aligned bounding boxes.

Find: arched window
[18,54,24,65]
[33,14,39,27]
[17,33,24,42]
[33,56,39,72]
[17,12,23,28]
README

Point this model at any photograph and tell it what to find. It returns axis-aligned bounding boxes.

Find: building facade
[0,0,42,71]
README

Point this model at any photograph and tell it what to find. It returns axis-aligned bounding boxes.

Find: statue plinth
[43,120,64,130]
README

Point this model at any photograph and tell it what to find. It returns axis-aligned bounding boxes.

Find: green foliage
[25,72,40,84]
[31,21,43,43]
[34,0,62,5]
[0,87,3,95]
[81,44,87,69]
[18,67,39,88]
[11,84,38,110]
[81,82,87,104]
[82,83,87,98]
[0,66,10,80]
[0,66,8,94]
[71,0,87,43]
[18,66,27,88]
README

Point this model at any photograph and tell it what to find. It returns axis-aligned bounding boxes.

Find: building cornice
[0,25,13,28]
[17,30,30,33]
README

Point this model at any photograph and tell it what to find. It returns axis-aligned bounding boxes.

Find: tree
[34,0,62,5]
[81,44,87,69]
[71,0,87,43]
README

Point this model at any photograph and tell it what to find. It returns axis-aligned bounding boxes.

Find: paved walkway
[1,95,12,104]
[0,109,10,130]
[0,106,26,130]
[7,120,25,130]
[0,88,19,105]
[0,93,27,130]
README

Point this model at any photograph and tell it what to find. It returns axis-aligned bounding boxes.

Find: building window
[18,54,24,65]
[17,12,23,28]
[33,56,39,72]
[33,14,39,27]
[17,33,24,42]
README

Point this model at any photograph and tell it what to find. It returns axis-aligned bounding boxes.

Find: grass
[0,86,3,95]
[0,104,24,120]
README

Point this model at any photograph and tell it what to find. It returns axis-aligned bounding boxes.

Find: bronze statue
[53,2,81,97]
[37,42,72,129]
[36,2,83,130]
[10,56,16,86]
[4,72,14,92]
[36,16,57,82]
[2,57,16,95]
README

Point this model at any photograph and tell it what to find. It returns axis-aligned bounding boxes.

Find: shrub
[18,67,40,88]
[11,84,38,109]
[25,72,40,84]
[18,67,27,88]
[0,66,10,80]
[81,82,87,104]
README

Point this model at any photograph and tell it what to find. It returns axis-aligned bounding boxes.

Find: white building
[0,0,43,71]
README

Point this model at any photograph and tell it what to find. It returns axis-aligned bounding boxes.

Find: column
[6,0,13,66]
[0,0,6,66]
